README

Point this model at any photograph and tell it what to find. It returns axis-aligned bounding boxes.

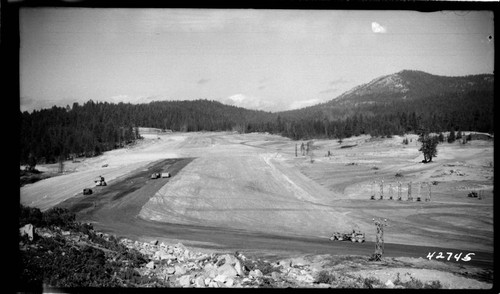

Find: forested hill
[279,70,494,120]
[276,70,493,138]
[20,99,276,164]
[20,70,494,165]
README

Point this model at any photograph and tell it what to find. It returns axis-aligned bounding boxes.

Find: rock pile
[119,238,327,288]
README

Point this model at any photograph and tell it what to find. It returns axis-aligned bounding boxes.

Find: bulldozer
[330,230,365,243]
[94,175,107,186]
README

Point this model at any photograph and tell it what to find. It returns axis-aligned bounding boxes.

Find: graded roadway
[21,130,493,269]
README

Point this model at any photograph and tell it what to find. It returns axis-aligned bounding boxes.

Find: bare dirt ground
[20,129,494,287]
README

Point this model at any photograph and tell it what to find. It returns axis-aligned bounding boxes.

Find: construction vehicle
[151,172,161,179]
[94,175,107,186]
[83,188,93,195]
[330,230,365,243]
[468,191,478,198]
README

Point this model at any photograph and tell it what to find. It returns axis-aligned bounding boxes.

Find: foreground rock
[116,237,492,289]
[19,223,493,289]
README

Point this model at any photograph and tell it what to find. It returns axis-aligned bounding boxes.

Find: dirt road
[55,153,492,271]
[23,131,493,271]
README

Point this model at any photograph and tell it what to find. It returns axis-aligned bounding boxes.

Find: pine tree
[418,133,438,163]
[447,128,456,143]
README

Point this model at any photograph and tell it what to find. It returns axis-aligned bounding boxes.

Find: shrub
[19,205,77,230]
[43,207,76,229]
[392,273,440,289]
[19,205,44,227]
[316,270,336,284]
[424,280,442,289]
[438,133,444,143]
[363,276,382,288]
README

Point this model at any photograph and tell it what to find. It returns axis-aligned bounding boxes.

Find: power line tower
[370,218,388,261]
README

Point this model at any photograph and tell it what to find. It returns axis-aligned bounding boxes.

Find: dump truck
[330,230,365,243]
[161,172,171,178]
[94,175,107,186]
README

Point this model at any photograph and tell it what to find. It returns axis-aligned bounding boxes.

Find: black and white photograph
[13,2,495,291]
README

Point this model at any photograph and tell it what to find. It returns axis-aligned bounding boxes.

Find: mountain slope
[279,70,494,120]
[332,70,493,106]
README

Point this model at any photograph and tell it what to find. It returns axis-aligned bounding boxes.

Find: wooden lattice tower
[379,179,384,200]
[407,182,413,201]
[370,181,376,200]
[416,182,422,201]
[397,181,402,201]
[370,218,388,261]
[426,182,432,202]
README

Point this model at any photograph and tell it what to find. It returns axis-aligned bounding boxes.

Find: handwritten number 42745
[426,252,474,261]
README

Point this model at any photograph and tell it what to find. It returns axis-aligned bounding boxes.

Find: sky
[19,8,494,113]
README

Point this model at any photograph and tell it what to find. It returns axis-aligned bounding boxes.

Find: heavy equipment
[94,175,107,186]
[330,230,365,243]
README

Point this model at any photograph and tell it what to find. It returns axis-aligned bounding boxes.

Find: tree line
[20,88,493,165]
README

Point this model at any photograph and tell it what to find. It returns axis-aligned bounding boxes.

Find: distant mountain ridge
[20,69,494,164]
[330,70,494,107]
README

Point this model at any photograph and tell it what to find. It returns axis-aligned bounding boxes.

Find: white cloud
[371,22,387,33]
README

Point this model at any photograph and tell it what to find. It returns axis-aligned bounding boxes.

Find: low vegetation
[20,169,52,187]
[16,205,472,289]
[393,273,442,289]
[18,205,167,290]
